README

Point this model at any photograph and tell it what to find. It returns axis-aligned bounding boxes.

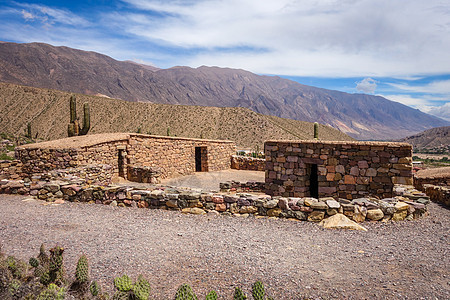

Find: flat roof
[265,139,411,147]
[17,133,234,150]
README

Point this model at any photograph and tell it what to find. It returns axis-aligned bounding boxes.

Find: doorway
[309,164,319,198]
[118,149,125,177]
[195,146,207,172]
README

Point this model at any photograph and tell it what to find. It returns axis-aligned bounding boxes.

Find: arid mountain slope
[0,83,353,148]
[0,41,447,140]
[397,126,450,151]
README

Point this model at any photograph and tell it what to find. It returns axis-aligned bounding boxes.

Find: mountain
[0,82,353,149]
[396,126,450,153]
[0,41,448,140]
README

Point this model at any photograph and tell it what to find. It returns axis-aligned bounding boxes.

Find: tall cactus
[314,122,319,140]
[68,95,90,137]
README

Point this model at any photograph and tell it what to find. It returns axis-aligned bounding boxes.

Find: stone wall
[13,133,236,182]
[231,155,265,171]
[265,140,413,199]
[420,184,450,207]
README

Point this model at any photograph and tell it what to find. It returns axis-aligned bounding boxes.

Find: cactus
[34,265,46,278]
[68,95,90,137]
[113,291,129,300]
[114,274,133,292]
[175,283,198,300]
[48,245,65,285]
[206,290,218,300]
[167,127,171,136]
[37,283,66,300]
[75,254,89,283]
[29,257,39,268]
[252,281,265,300]
[132,275,151,300]
[38,244,49,267]
[234,287,247,300]
[314,122,319,139]
[25,123,32,139]
[90,281,100,296]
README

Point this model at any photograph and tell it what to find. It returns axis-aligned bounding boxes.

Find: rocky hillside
[0,83,353,149]
[0,41,447,140]
[397,126,450,153]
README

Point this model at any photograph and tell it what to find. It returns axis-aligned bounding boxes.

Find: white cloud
[118,0,450,77]
[356,78,377,93]
[387,79,450,96]
[420,103,450,121]
[21,9,34,20]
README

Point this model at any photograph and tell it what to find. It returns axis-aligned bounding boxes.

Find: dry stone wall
[265,140,413,199]
[231,155,265,171]
[12,134,235,183]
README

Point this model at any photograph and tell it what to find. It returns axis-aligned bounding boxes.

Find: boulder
[319,214,368,231]
[307,211,325,222]
[366,209,384,221]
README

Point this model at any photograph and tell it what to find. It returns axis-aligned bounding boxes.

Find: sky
[0,0,449,121]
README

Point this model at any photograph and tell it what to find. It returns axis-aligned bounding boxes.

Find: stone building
[15,133,236,183]
[265,140,413,199]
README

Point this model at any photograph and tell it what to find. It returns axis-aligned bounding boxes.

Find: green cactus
[314,122,319,139]
[167,127,171,136]
[252,281,265,300]
[132,275,151,300]
[40,271,51,286]
[75,254,89,283]
[29,257,39,268]
[234,287,247,300]
[48,246,65,285]
[34,265,46,278]
[113,291,129,300]
[8,278,21,297]
[68,95,90,137]
[206,290,218,300]
[25,122,32,139]
[38,244,49,267]
[114,274,133,292]
[175,283,198,300]
[37,283,66,300]
[90,281,100,296]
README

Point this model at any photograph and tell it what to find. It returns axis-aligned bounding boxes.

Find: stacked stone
[421,184,450,207]
[0,160,24,180]
[127,165,161,184]
[414,176,450,190]
[0,176,430,222]
[265,140,413,199]
[231,155,265,171]
[220,181,265,193]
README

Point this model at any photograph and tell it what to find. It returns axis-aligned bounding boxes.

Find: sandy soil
[0,194,449,299]
[415,167,450,179]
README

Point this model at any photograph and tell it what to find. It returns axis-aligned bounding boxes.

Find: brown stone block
[326,173,336,181]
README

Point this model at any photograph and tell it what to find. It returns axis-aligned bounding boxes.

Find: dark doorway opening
[195,147,202,172]
[118,149,124,177]
[310,164,319,198]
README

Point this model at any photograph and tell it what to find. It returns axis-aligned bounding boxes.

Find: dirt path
[0,194,449,299]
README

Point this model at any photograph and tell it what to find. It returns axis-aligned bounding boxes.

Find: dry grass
[0,82,353,148]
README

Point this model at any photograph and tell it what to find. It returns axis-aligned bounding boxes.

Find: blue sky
[0,0,449,121]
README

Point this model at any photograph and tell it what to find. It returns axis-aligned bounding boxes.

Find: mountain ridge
[0,41,447,140]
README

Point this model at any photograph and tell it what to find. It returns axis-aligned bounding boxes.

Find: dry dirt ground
[415,166,450,179]
[0,194,449,299]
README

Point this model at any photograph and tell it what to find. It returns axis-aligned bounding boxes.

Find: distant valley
[0,41,448,141]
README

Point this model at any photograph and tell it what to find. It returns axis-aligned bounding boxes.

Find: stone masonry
[14,133,236,182]
[265,140,413,199]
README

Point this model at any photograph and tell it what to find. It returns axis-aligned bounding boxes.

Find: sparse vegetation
[0,244,276,299]
[0,83,353,149]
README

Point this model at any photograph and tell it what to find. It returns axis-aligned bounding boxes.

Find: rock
[326,208,338,216]
[395,201,409,211]
[366,209,384,221]
[53,199,65,204]
[267,208,282,217]
[308,211,325,222]
[190,208,206,215]
[326,199,341,209]
[224,195,239,203]
[392,209,407,221]
[204,202,215,210]
[353,205,367,223]
[215,203,226,212]
[319,214,368,231]
[303,197,317,206]
[229,203,239,214]
[240,206,258,214]
[287,210,307,220]
[416,198,430,205]
[138,201,149,208]
[43,182,60,193]
[212,195,224,204]
[150,189,165,199]
[379,202,396,215]
[166,199,178,208]
[310,201,328,210]
[299,206,313,213]
[263,199,279,209]
[278,197,289,210]
[237,197,251,206]
[110,200,117,207]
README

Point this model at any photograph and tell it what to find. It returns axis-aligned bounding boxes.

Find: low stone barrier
[127,165,161,184]
[414,176,450,190]
[220,180,265,192]
[0,177,430,223]
[421,184,450,207]
[231,155,265,171]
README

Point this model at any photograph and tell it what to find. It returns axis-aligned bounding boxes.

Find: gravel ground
[0,194,449,299]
